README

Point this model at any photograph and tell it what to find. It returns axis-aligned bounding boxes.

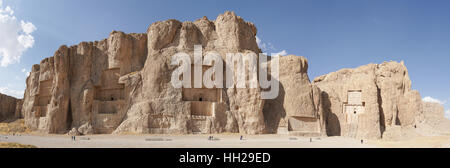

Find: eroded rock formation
[314,61,425,139]
[263,55,325,136]
[421,102,450,132]
[115,12,264,134]
[0,93,21,121]
[17,11,447,139]
[22,32,147,134]
[22,12,321,135]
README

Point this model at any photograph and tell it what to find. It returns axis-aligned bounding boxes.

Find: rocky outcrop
[421,102,450,132]
[422,102,446,123]
[115,11,264,134]
[0,93,21,121]
[18,11,446,139]
[21,11,287,135]
[22,31,148,134]
[14,99,23,118]
[314,61,423,139]
[263,55,325,136]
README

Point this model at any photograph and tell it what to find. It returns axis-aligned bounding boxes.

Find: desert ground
[2,119,450,148]
[1,133,450,148]
[0,133,372,148]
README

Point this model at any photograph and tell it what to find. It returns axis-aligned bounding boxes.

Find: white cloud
[0,86,24,98]
[422,96,446,105]
[0,0,36,67]
[21,20,36,34]
[21,68,30,76]
[272,50,288,56]
[256,36,275,52]
[256,36,261,45]
[256,36,288,57]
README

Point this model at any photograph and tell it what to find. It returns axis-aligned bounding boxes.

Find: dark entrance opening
[66,99,73,130]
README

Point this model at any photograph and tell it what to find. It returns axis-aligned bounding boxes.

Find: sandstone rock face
[22,31,148,134]
[314,61,423,139]
[263,55,325,136]
[18,11,444,139]
[15,99,23,118]
[422,102,445,123]
[421,102,450,132]
[0,93,20,121]
[116,11,265,134]
[21,11,286,135]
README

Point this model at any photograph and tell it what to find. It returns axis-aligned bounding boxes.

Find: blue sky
[0,0,449,115]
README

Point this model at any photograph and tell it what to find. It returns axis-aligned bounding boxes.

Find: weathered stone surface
[263,55,325,136]
[422,102,445,124]
[68,128,81,136]
[15,99,23,118]
[22,31,148,134]
[375,61,424,129]
[21,12,271,135]
[313,61,423,139]
[421,102,450,132]
[116,11,265,134]
[16,11,446,140]
[0,93,19,121]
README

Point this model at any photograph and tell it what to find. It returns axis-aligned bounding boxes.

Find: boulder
[68,128,81,136]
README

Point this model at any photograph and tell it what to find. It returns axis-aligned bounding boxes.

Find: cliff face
[114,12,265,134]
[19,11,445,139]
[22,12,323,135]
[263,55,324,136]
[313,61,424,139]
[0,93,20,121]
[22,32,148,134]
[422,102,450,132]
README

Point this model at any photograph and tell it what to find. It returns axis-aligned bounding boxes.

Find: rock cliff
[22,31,148,134]
[15,11,447,139]
[314,61,424,139]
[421,102,450,132]
[22,11,320,135]
[263,55,325,136]
[0,93,21,121]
